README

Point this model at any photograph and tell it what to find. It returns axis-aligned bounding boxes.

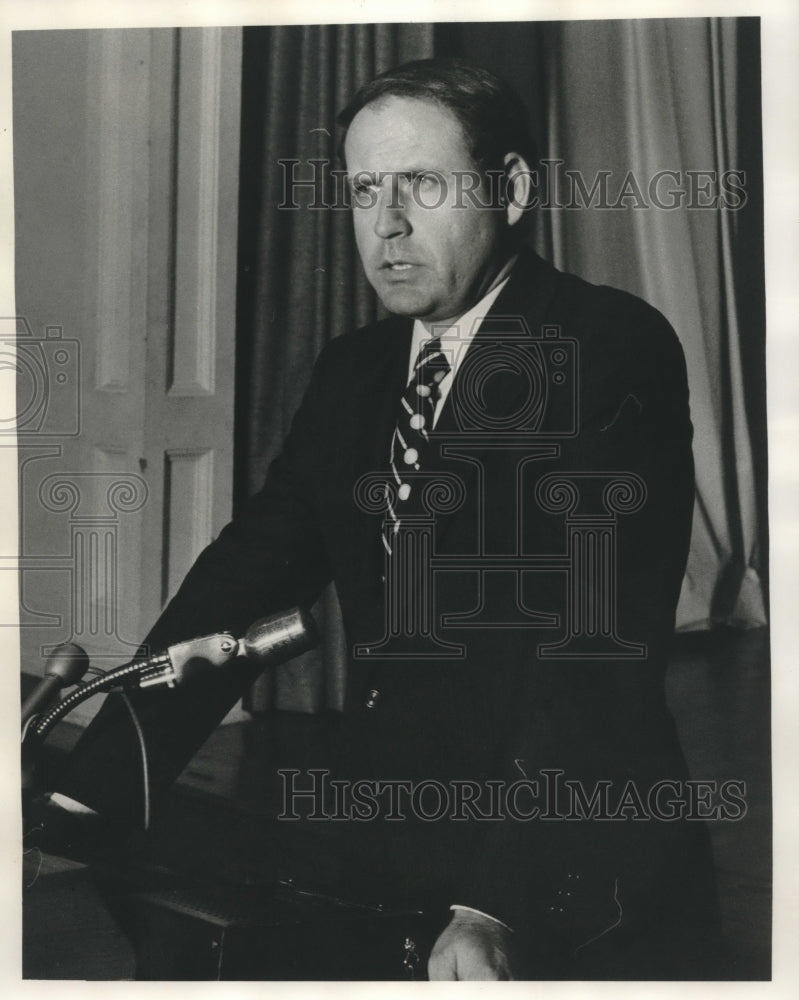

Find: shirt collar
[408,263,515,380]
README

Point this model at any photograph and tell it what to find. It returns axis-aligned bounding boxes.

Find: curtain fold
[236,24,434,712]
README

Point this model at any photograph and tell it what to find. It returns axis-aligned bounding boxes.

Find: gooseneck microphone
[136,606,318,689]
[22,643,90,725]
[30,608,318,740]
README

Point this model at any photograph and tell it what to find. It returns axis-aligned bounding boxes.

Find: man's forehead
[343,94,472,170]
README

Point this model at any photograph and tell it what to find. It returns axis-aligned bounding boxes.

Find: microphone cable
[23,662,153,832]
[117,688,151,831]
[84,662,152,831]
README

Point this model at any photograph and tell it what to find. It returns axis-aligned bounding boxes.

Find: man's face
[344,96,509,326]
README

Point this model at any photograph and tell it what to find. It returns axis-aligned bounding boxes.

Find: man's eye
[411,173,445,200]
[350,182,378,206]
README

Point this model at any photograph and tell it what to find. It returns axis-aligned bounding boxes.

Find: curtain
[440,18,767,632]
[539,18,767,630]
[236,24,434,712]
[237,18,766,713]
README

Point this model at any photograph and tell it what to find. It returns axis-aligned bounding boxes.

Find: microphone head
[44,643,90,685]
[241,608,318,664]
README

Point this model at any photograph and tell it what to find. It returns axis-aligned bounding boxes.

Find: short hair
[337,58,537,174]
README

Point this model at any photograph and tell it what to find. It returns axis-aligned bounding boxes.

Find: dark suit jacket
[55,247,717,971]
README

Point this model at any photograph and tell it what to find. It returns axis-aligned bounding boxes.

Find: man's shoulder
[518,248,666,323]
[524,250,683,364]
[309,315,410,389]
[319,314,409,359]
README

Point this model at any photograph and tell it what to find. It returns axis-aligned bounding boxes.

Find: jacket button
[365,689,381,709]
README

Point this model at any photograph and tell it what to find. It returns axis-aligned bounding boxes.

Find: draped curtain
[236,18,766,712]
[237,24,434,712]
[529,18,767,631]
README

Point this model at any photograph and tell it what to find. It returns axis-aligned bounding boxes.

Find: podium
[23,846,435,980]
[23,850,135,979]
[22,779,436,981]
[21,704,434,980]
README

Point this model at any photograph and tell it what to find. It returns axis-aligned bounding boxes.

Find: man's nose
[373,190,411,239]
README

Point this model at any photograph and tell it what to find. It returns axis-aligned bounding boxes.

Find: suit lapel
[351,315,412,474]
[430,249,562,541]
[343,317,411,577]
[435,248,559,436]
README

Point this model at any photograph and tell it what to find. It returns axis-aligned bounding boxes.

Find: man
[42,59,718,979]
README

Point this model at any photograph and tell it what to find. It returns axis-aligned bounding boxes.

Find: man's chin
[373,285,436,319]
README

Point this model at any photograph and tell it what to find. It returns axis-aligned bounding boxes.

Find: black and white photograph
[6,0,794,988]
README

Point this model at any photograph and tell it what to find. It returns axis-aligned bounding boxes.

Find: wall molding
[89,30,150,393]
[163,447,214,602]
[168,27,225,397]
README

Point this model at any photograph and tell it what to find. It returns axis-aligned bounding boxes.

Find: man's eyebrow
[346,169,441,187]
[346,171,377,188]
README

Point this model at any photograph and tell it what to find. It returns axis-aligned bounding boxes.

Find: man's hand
[428,909,518,980]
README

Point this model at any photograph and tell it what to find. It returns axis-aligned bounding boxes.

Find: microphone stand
[26,608,318,743]
[22,609,318,979]
[22,608,317,849]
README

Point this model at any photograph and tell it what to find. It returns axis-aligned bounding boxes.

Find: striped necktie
[383,337,451,554]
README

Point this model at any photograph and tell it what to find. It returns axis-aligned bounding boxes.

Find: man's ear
[502,152,534,226]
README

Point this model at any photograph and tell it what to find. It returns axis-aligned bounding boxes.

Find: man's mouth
[380,261,418,272]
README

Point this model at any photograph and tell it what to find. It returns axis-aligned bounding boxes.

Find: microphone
[30,609,318,741]
[239,607,319,662]
[136,607,319,690]
[22,643,90,725]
